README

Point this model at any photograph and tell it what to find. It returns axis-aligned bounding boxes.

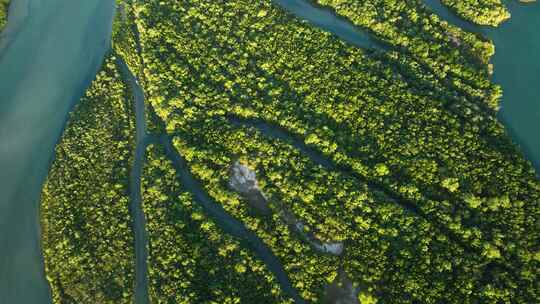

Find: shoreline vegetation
[39,0,539,304]
[0,0,8,29]
[438,0,510,26]
[40,55,136,303]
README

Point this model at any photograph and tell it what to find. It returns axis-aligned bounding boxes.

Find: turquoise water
[487,2,540,170]
[424,0,540,170]
[0,1,114,303]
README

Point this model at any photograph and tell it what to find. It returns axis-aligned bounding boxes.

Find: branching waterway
[117,46,305,302]
[0,1,115,303]
[116,56,150,304]
[158,134,306,304]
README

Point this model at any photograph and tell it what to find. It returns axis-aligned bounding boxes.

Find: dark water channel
[158,134,306,303]
[272,0,385,50]
[116,57,150,304]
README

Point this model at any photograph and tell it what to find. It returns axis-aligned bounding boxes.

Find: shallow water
[487,2,540,171]
[0,0,115,303]
[423,0,540,171]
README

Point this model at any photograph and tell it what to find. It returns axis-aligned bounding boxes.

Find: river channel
[0,0,115,303]
[117,57,150,304]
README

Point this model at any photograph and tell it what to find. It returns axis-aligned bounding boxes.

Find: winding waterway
[116,57,150,304]
[0,0,115,303]
[159,134,306,303]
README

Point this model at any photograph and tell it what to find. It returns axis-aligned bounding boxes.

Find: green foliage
[0,0,9,29]
[40,55,136,304]
[142,144,293,303]
[441,177,460,192]
[127,0,540,302]
[314,0,500,107]
[374,163,390,176]
[358,291,378,304]
[440,0,511,26]
[317,0,510,28]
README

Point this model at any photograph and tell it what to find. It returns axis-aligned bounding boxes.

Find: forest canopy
[0,0,9,29]
[125,0,539,302]
[40,56,136,304]
[439,0,511,26]
[38,0,539,303]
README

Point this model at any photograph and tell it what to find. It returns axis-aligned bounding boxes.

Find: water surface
[0,1,115,303]
[488,2,540,170]
[117,57,150,304]
[424,0,540,170]
[272,0,384,49]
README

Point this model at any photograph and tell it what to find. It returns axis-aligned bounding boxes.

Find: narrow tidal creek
[116,56,151,304]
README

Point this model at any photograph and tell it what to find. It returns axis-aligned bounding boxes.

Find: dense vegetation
[40,56,136,303]
[125,0,539,302]
[142,144,293,303]
[440,0,511,26]
[313,0,504,111]
[0,0,8,29]
[317,0,511,27]
[166,119,476,302]
[39,0,539,303]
